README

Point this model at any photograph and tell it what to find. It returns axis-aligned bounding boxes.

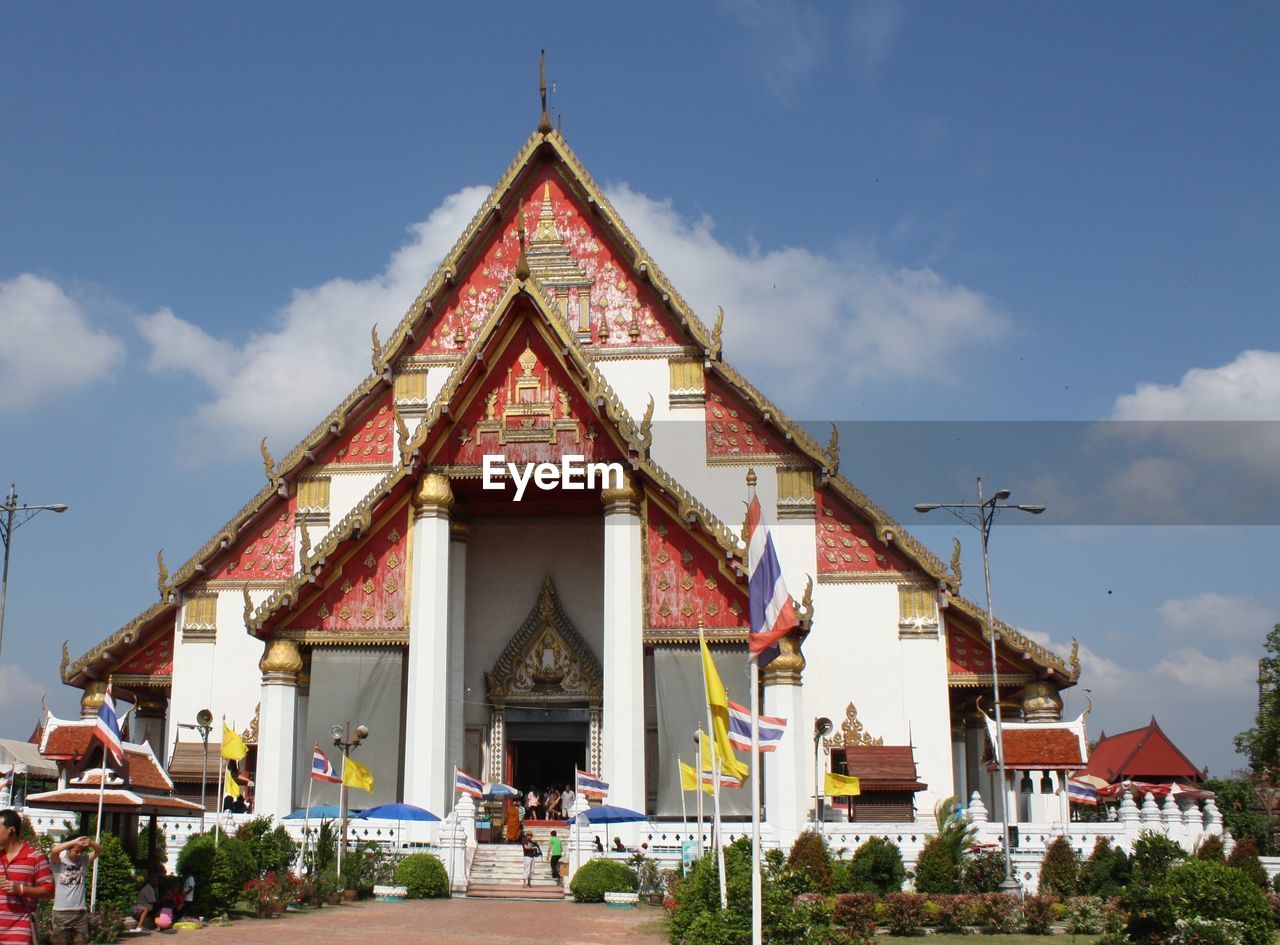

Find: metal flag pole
[747,471,763,945]
[694,729,705,857]
[699,627,728,909]
[678,754,688,835]
[303,748,316,870]
[89,741,108,910]
[449,765,458,893]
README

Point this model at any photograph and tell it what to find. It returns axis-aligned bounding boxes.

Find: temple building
[58,108,1080,842]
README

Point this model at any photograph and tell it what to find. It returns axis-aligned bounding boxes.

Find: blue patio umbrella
[356,803,440,822]
[581,804,647,851]
[483,782,520,798]
[283,804,356,819]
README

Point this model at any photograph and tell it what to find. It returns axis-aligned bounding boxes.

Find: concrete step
[465,883,565,900]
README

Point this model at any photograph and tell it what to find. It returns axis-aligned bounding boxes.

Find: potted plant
[632,856,663,905]
[244,877,275,919]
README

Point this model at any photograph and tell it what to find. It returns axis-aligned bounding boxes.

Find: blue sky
[1,2,1276,776]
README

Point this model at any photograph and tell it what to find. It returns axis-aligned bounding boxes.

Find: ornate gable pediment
[485,576,602,704]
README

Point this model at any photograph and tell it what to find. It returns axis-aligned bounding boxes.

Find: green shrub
[1064,896,1105,935]
[832,892,877,941]
[933,894,978,933]
[176,834,216,916]
[235,816,299,877]
[785,830,834,895]
[304,820,337,877]
[1123,859,1272,945]
[976,893,1022,933]
[569,857,637,903]
[913,836,959,894]
[1195,834,1226,862]
[959,849,1006,893]
[92,835,138,916]
[844,837,905,895]
[883,893,926,936]
[1039,835,1082,897]
[1022,895,1057,935]
[1132,829,1186,885]
[394,853,450,898]
[1081,836,1132,897]
[1225,837,1269,889]
[209,837,257,916]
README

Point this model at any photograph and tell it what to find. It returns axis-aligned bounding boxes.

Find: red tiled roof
[998,727,1086,768]
[25,789,204,815]
[1082,717,1202,783]
[42,723,95,760]
[123,746,172,792]
[842,746,928,792]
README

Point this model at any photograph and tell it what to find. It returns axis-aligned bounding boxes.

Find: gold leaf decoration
[387,552,400,569]
[388,528,401,542]
[363,578,375,595]
[384,577,398,594]
[318,603,330,620]
[341,580,353,594]
[361,603,374,620]
[364,553,376,569]
[680,548,693,566]
[705,577,718,591]
[339,604,351,620]
[384,604,397,621]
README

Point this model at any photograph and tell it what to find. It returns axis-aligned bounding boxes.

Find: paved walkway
[182,898,669,945]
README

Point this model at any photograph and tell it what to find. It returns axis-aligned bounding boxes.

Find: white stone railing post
[1140,792,1161,830]
[1119,791,1141,851]
[1203,798,1223,837]
[1183,798,1204,850]
[967,790,988,824]
[443,792,476,893]
[1161,794,1185,846]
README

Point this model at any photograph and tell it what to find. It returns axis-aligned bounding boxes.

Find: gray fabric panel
[653,645,751,818]
[297,648,405,809]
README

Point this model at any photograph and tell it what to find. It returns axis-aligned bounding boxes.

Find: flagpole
[748,471,762,945]
[677,754,688,839]
[698,626,727,909]
[214,755,227,848]
[694,730,704,858]
[336,750,347,878]
[89,741,107,910]
[303,749,315,871]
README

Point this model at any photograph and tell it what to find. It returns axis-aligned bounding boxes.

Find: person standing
[561,785,574,815]
[548,830,563,885]
[47,835,99,945]
[520,832,539,888]
[526,788,540,821]
[0,809,55,945]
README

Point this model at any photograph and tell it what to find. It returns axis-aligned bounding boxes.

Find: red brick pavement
[177,899,669,945]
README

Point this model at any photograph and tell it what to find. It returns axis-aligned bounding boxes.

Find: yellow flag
[824,772,861,797]
[224,768,241,799]
[699,632,749,781]
[680,761,700,792]
[343,755,375,793]
[221,722,248,761]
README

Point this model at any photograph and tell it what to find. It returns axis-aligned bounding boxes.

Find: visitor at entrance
[562,785,574,814]
[49,834,99,945]
[520,832,540,887]
[544,789,561,820]
[548,830,562,884]
[526,787,541,820]
[593,835,604,853]
[505,801,522,842]
[612,837,627,853]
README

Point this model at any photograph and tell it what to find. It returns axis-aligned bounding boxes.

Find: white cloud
[607,184,1009,405]
[1151,647,1257,696]
[0,274,125,410]
[137,186,490,461]
[1158,592,1273,643]
[1113,350,1280,421]
[0,663,45,712]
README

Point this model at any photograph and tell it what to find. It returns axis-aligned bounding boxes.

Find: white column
[405,473,453,815]
[446,522,468,814]
[256,639,303,820]
[601,474,644,811]
[763,634,807,845]
[951,727,968,804]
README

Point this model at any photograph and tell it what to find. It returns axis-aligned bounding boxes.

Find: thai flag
[92,683,124,765]
[455,767,484,797]
[726,700,787,753]
[746,495,798,667]
[1068,778,1099,805]
[702,770,743,790]
[575,768,609,798]
[311,745,340,783]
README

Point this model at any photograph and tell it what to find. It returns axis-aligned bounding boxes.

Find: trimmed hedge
[395,853,450,898]
[1124,859,1272,945]
[844,837,905,895]
[569,857,637,903]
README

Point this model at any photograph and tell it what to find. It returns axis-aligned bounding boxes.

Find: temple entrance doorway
[505,709,587,808]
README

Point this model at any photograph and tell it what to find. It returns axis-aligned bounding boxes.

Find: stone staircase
[466,827,567,899]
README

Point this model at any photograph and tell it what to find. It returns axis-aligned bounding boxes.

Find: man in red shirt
[0,809,54,945]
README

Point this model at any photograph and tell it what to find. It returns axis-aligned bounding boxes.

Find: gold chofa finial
[515,220,531,281]
[538,50,553,134]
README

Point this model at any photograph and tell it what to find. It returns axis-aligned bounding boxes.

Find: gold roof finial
[538,50,553,135]
[515,219,531,281]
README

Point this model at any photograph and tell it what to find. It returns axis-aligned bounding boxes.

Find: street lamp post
[333,722,369,879]
[813,717,833,832]
[0,484,69,661]
[915,477,1044,895]
[180,709,215,818]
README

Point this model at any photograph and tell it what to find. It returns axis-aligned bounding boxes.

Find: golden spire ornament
[538,50,553,134]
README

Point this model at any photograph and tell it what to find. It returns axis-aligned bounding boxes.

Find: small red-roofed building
[1081,717,1205,787]
[985,714,1089,825]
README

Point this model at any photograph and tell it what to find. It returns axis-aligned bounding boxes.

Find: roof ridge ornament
[260,437,277,483]
[538,50,553,135]
[515,219,531,281]
[156,549,170,603]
